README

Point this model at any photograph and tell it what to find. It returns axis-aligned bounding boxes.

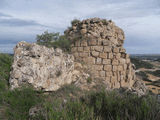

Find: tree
[36,31,71,52]
[36,31,60,47]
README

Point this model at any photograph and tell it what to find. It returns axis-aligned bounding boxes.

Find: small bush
[71,19,80,26]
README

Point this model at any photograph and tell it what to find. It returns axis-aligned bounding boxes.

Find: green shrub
[71,19,80,26]
[2,87,43,120]
[51,35,71,52]
[42,90,160,120]
[146,70,160,77]
[36,31,60,47]
[36,31,71,52]
[130,57,154,69]
[0,53,13,81]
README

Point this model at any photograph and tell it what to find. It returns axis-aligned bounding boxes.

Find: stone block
[91,51,99,57]
[123,64,127,70]
[83,57,95,64]
[110,37,118,45]
[112,59,119,65]
[94,70,99,77]
[118,34,124,40]
[104,65,112,71]
[106,71,113,77]
[90,46,95,51]
[71,47,77,52]
[113,47,119,53]
[118,65,123,71]
[104,46,112,52]
[94,46,103,52]
[97,40,103,45]
[96,58,102,64]
[108,53,113,59]
[103,59,111,64]
[88,39,97,46]
[119,58,126,64]
[99,52,107,58]
[77,47,83,52]
[73,53,79,58]
[75,41,81,47]
[99,71,106,77]
[80,29,87,34]
[79,53,89,57]
[81,41,87,46]
[115,53,121,59]
[112,66,118,71]
[84,47,90,52]
[103,40,110,46]
[93,65,103,70]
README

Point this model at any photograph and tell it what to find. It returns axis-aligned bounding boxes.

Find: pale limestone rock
[10,41,89,91]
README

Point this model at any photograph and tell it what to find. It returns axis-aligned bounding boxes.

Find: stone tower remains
[65,18,136,89]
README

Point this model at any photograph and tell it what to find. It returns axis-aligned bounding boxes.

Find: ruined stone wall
[65,18,136,88]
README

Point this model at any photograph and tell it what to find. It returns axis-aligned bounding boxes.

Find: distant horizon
[0,42,160,55]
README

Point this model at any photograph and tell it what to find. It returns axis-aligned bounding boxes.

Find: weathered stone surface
[99,52,107,58]
[96,58,102,64]
[65,18,137,90]
[104,46,112,52]
[103,59,111,65]
[91,51,99,57]
[104,65,112,71]
[10,42,89,91]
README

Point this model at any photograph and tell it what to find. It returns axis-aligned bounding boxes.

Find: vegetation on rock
[36,31,71,52]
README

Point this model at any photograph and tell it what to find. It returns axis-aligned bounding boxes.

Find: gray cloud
[0,12,11,17]
[0,18,45,27]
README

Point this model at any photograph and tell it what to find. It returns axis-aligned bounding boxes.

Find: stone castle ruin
[10,18,143,93]
[65,18,136,89]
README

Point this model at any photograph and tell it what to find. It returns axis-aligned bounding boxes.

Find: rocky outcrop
[9,41,89,91]
[65,18,136,89]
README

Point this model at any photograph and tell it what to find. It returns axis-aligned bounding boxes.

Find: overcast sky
[0,0,160,54]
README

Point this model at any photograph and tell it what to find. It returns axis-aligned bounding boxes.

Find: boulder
[9,41,89,91]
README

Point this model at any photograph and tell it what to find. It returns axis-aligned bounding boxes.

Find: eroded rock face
[9,41,89,91]
[65,18,136,89]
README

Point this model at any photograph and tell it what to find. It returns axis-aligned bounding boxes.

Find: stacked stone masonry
[65,18,136,89]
